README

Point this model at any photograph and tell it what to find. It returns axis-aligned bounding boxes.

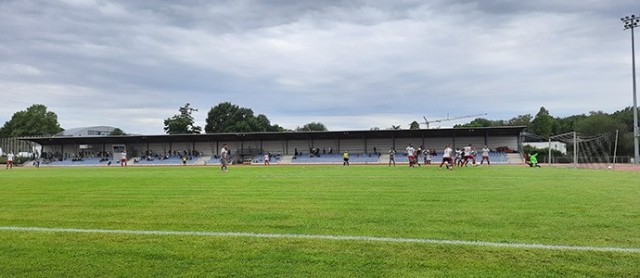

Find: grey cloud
[0,0,636,133]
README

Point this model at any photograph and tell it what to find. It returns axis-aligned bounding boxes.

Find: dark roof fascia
[18,126,526,146]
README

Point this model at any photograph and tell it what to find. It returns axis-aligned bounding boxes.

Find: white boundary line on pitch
[1,226,639,253]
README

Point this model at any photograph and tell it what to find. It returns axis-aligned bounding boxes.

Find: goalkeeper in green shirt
[529,152,541,167]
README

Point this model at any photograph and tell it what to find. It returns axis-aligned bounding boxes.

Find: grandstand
[19,127,525,166]
[39,151,511,166]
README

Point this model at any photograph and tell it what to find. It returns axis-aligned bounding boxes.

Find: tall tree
[455,118,506,128]
[574,111,627,136]
[205,102,283,133]
[296,122,328,132]
[110,128,127,136]
[163,103,202,134]
[530,107,556,138]
[554,114,587,135]
[612,107,639,132]
[0,104,63,137]
[507,114,533,127]
[409,121,420,129]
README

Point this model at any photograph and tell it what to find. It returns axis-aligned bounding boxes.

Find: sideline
[1,226,639,253]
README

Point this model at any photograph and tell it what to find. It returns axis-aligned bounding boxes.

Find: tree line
[0,102,328,138]
[454,106,638,156]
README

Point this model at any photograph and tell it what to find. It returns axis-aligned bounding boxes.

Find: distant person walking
[343,151,349,166]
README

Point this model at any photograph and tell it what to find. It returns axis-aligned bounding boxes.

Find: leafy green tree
[612,107,639,132]
[296,122,328,132]
[455,118,507,128]
[163,103,202,134]
[205,102,282,133]
[574,111,625,136]
[553,114,586,135]
[457,118,492,127]
[409,121,420,129]
[0,104,63,137]
[110,128,127,136]
[507,114,532,127]
[575,111,631,155]
[530,107,556,138]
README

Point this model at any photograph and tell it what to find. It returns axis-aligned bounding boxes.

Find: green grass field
[1,165,639,277]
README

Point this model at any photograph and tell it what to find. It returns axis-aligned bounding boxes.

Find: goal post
[548,131,618,169]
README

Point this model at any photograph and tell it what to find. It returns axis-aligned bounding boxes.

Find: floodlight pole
[548,138,552,165]
[573,131,578,168]
[622,15,640,164]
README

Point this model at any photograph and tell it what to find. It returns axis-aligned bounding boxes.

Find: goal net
[548,132,617,169]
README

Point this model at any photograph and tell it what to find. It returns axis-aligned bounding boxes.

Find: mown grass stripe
[2,226,639,253]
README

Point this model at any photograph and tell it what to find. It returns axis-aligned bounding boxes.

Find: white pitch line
[1,226,639,253]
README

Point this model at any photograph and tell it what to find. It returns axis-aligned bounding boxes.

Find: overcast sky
[0,0,638,134]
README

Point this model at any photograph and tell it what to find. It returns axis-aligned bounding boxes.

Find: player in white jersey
[388,148,396,166]
[480,145,491,165]
[462,144,476,166]
[220,144,230,172]
[120,150,127,167]
[6,152,14,169]
[439,145,454,170]
[425,148,432,165]
[264,152,270,165]
[405,144,416,167]
[455,148,463,167]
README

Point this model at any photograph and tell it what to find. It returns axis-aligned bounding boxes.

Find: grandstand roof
[20,126,525,146]
[55,126,117,137]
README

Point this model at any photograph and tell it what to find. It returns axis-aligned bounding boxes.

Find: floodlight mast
[622,14,640,164]
[422,113,488,129]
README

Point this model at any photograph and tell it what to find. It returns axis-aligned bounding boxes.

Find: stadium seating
[291,153,380,164]
[43,151,509,166]
[46,157,116,166]
[134,155,197,165]
[251,153,282,164]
